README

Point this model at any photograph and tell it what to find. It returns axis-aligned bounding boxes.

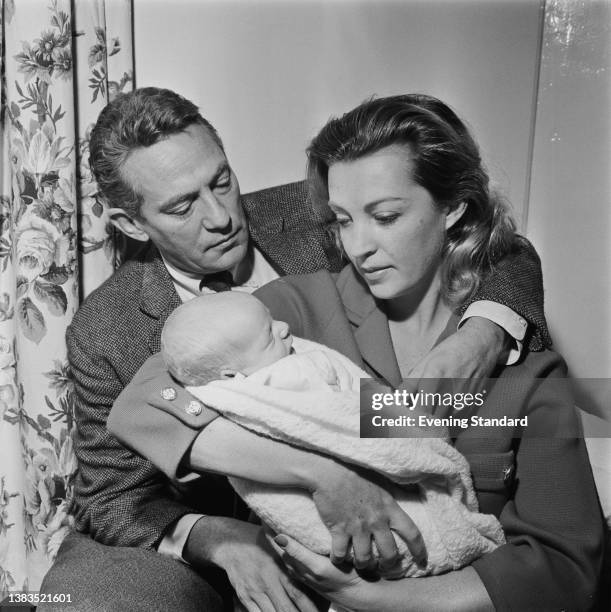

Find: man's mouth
[210,228,242,249]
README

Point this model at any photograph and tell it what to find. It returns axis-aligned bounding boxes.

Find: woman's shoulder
[255,268,344,302]
[508,347,568,379]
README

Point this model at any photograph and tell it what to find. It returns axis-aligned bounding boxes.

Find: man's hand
[184,517,319,612]
[308,461,426,572]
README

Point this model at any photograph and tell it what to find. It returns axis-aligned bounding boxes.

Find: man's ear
[107,207,150,242]
[445,201,468,230]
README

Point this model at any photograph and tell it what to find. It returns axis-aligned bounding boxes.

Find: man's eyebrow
[159,162,231,211]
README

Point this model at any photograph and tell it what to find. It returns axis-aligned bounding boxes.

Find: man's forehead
[121,124,228,199]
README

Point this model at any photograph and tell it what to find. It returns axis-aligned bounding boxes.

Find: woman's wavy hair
[89,87,224,218]
[307,93,520,307]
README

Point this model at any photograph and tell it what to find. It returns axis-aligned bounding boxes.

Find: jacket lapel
[337,267,402,388]
[138,245,182,353]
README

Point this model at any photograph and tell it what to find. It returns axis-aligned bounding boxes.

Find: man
[41,88,549,611]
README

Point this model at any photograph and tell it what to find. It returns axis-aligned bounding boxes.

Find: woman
[111,94,603,610]
[247,94,603,610]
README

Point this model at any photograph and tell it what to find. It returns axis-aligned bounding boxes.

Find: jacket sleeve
[471,358,604,610]
[107,352,221,480]
[463,237,552,351]
[67,321,201,549]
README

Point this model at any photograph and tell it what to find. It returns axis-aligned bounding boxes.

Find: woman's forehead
[328,146,421,209]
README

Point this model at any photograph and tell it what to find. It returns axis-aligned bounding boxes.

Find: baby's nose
[277,321,290,337]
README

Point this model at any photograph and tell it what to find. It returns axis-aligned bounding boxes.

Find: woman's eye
[375,214,399,225]
[334,216,351,227]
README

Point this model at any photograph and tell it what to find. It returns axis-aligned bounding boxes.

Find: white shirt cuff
[459,300,528,365]
[157,513,202,563]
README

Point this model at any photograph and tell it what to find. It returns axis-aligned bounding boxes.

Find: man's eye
[214,177,231,192]
[170,202,194,216]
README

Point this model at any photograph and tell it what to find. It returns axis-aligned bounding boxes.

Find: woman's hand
[272,534,377,611]
[188,519,320,612]
[307,461,426,572]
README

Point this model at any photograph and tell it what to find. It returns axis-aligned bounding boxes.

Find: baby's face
[234,301,294,375]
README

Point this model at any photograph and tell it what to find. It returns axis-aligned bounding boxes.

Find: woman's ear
[107,207,150,242]
[445,201,468,230]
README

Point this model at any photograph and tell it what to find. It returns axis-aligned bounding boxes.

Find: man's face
[121,123,249,276]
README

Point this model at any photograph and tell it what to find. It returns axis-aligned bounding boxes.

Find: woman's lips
[360,266,390,280]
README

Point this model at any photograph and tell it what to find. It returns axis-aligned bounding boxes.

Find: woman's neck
[383,269,451,334]
[383,269,453,375]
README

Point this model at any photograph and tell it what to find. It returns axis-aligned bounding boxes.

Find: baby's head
[161,292,294,385]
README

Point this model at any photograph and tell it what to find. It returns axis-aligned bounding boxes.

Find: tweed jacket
[111,267,602,610]
[71,180,549,550]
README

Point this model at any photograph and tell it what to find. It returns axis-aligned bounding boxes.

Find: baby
[161,291,355,393]
[161,292,505,578]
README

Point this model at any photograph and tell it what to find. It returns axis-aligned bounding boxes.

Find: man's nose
[201,192,231,231]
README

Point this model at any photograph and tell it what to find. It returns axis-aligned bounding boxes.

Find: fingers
[275,534,320,572]
[329,529,350,565]
[278,572,320,612]
[372,525,400,572]
[350,530,375,570]
[390,510,427,567]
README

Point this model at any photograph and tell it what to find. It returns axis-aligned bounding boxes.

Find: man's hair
[89,87,224,217]
[307,93,519,307]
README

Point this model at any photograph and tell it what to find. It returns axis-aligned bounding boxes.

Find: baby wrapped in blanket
[161,292,505,578]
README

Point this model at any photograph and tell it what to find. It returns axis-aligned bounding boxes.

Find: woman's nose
[342,222,375,260]
[201,193,231,230]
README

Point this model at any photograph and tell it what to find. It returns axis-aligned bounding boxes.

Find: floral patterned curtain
[0,0,133,595]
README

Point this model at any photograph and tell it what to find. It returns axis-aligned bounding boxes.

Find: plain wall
[527,0,610,387]
[133,0,543,224]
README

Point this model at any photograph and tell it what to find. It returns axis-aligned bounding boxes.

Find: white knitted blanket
[187,338,504,577]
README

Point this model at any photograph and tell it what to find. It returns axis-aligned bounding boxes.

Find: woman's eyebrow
[363,197,407,211]
[329,197,406,210]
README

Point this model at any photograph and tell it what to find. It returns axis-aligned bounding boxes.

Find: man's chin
[216,239,249,270]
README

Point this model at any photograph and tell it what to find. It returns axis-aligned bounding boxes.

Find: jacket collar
[336,266,459,388]
[336,266,403,387]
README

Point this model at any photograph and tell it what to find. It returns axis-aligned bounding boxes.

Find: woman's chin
[367,281,406,301]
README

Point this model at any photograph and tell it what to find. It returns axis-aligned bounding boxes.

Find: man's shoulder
[73,258,144,319]
[68,247,161,345]
[242,181,310,226]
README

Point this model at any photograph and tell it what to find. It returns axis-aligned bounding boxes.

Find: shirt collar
[162,245,279,302]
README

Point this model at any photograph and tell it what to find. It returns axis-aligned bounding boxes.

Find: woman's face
[328,145,450,302]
